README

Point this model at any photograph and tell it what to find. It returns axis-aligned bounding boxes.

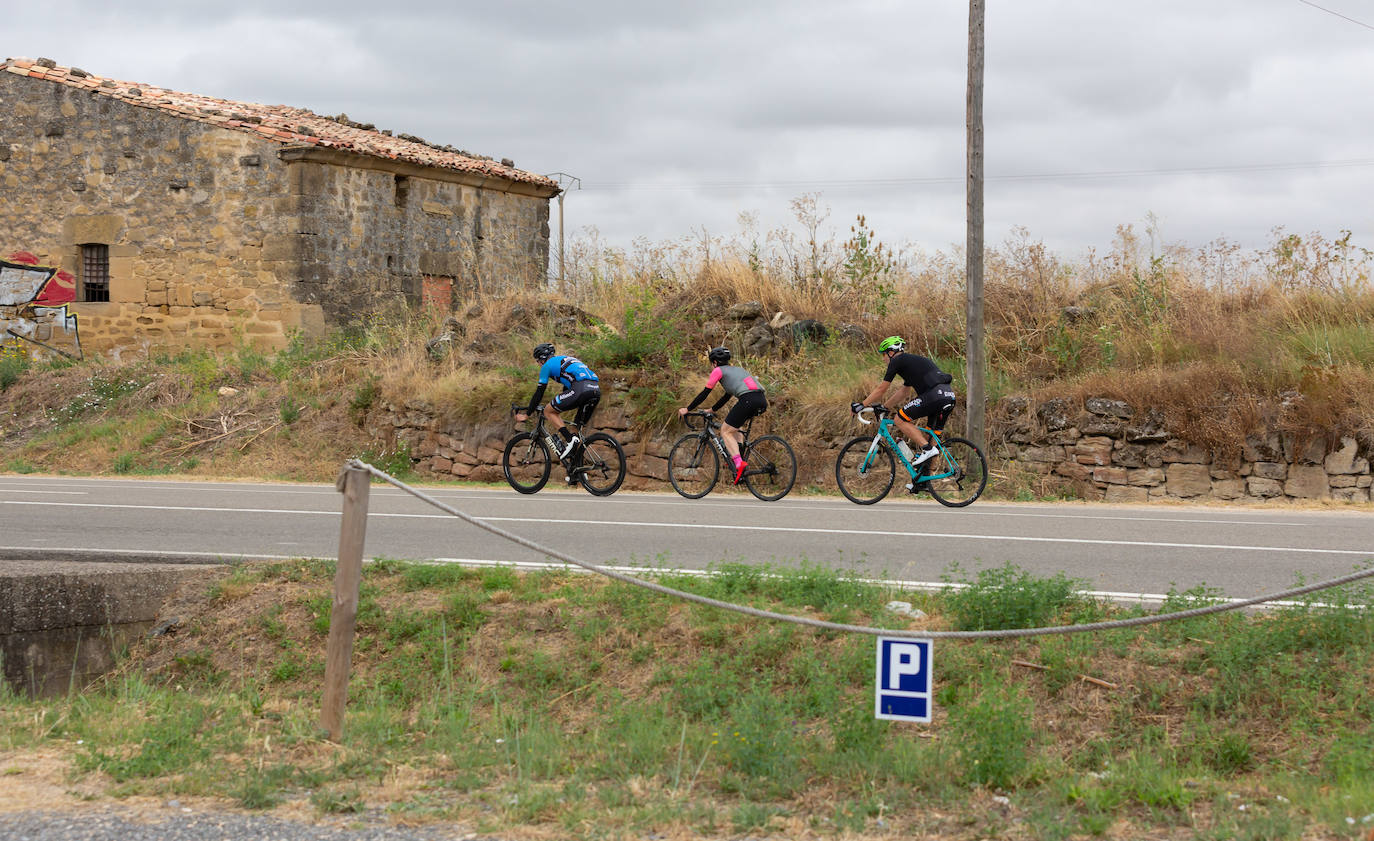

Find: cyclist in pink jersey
[678,346,768,484]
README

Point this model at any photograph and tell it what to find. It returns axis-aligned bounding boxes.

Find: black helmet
[532,342,555,362]
[708,346,731,365]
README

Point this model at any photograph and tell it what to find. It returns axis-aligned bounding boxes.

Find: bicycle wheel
[835,436,895,504]
[578,432,627,496]
[743,435,797,501]
[667,433,719,499]
[502,432,551,494]
[919,436,988,507]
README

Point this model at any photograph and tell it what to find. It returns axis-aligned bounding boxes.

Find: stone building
[0,57,558,359]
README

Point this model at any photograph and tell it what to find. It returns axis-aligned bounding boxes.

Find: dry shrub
[1059,364,1264,459]
[1045,360,1374,459]
[1286,364,1374,449]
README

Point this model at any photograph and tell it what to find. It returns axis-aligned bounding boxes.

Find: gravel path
[0,807,486,841]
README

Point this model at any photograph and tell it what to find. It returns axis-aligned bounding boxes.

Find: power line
[1296,0,1374,31]
[579,157,1374,192]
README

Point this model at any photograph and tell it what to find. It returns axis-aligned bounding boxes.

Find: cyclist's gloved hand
[850,402,864,415]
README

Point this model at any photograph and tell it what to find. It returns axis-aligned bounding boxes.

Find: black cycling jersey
[883,352,951,393]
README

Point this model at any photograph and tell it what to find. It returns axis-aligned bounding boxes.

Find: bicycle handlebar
[853,405,890,425]
[681,410,717,430]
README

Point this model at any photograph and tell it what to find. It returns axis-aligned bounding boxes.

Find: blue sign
[875,637,932,722]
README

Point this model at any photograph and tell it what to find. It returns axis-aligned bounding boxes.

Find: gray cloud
[6,0,1373,259]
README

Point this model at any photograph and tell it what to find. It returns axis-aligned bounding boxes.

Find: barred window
[80,243,110,302]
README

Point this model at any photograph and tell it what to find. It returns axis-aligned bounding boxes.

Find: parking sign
[875,637,932,722]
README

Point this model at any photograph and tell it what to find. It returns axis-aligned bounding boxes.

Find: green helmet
[878,336,906,354]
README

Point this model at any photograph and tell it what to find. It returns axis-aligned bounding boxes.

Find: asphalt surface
[2,475,1371,600]
[0,808,474,841]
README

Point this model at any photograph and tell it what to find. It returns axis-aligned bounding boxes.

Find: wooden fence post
[321,464,370,741]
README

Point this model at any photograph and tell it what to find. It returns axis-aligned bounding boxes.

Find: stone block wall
[369,389,1372,504]
[995,396,1372,503]
[0,70,316,357]
[370,387,688,490]
[287,156,550,326]
[1,69,550,359]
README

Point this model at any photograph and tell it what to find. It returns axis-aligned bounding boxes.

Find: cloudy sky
[6,1,1373,259]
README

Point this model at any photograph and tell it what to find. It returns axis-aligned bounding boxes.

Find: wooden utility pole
[321,464,370,742]
[965,0,986,450]
[546,173,581,293]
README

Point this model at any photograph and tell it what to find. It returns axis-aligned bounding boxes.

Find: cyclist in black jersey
[850,336,955,466]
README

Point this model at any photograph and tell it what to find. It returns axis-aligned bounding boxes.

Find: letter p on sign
[875,637,932,722]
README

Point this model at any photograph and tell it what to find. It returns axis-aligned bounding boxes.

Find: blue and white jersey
[537,355,598,388]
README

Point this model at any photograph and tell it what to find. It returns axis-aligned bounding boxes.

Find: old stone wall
[994,396,1372,503]
[288,159,550,326]
[0,70,316,357]
[1,71,550,359]
[370,390,1373,504]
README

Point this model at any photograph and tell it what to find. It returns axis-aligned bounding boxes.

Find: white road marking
[0,549,1321,609]
[0,545,302,560]
[4,500,1370,556]
[0,479,1330,526]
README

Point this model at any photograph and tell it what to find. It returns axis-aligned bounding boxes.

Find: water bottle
[896,440,914,463]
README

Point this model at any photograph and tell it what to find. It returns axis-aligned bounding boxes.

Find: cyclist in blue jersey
[515,342,600,459]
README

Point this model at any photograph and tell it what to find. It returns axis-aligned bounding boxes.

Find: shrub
[940,562,1087,632]
[0,346,31,391]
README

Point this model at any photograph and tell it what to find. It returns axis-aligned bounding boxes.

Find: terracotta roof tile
[0,56,556,190]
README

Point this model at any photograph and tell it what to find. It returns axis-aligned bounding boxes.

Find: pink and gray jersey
[706,365,763,397]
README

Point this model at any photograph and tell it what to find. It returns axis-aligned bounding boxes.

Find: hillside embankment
[2,225,1372,505]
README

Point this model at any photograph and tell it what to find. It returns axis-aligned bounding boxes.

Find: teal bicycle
[834,405,987,507]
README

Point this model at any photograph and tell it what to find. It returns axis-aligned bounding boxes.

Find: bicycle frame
[514,405,584,468]
[857,411,958,484]
[687,412,753,459]
[681,413,777,479]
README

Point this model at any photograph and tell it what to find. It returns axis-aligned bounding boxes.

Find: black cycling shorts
[898,385,955,430]
[723,390,767,429]
[550,380,601,425]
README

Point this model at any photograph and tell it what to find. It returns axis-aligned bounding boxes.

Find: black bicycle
[502,405,626,496]
[667,411,797,501]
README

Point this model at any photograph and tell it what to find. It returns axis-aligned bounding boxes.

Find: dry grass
[546,220,1374,454]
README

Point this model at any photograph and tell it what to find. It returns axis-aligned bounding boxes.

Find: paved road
[0,807,469,841]
[1,475,1370,600]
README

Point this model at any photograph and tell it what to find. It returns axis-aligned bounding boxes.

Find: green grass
[2,559,1370,838]
[940,561,1088,631]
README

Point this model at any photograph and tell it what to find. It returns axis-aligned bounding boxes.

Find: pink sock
[732,455,744,468]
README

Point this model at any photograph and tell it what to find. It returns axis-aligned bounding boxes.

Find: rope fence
[345,459,1374,641]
